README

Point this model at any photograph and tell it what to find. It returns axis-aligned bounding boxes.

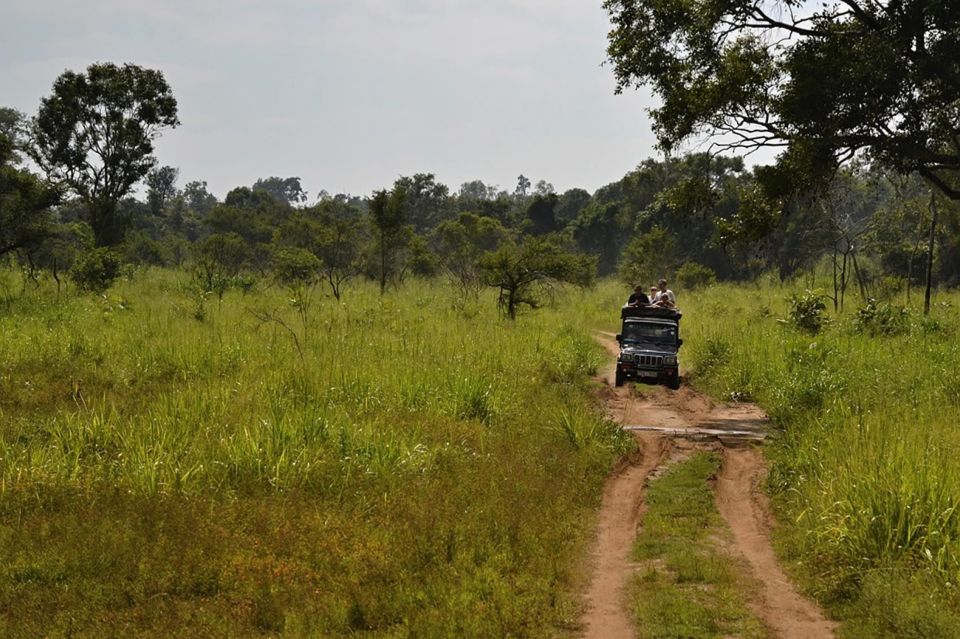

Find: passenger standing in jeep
[626,284,650,306]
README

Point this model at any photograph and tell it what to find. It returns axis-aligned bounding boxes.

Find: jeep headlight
[663,355,678,366]
[621,353,634,363]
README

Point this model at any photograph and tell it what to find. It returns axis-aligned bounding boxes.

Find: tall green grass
[672,278,960,635]
[0,269,630,636]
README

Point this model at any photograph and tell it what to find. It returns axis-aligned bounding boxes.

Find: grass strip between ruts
[630,452,767,639]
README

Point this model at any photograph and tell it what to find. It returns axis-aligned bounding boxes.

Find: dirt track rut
[579,334,836,639]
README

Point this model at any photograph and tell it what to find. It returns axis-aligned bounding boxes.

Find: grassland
[630,452,766,639]
[0,269,631,637]
[673,278,960,638]
[5,267,960,637]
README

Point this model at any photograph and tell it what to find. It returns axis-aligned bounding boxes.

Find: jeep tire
[667,371,680,390]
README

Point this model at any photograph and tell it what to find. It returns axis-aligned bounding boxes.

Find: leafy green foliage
[479,235,596,319]
[70,247,121,293]
[271,247,320,285]
[194,233,251,300]
[145,165,178,216]
[272,207,364,300]
[604,0,960,200]
[252,176,307,205]
[854,298,910,337]
[675,262,716,289]
[393,173,452,232]
[618,227,678,287]
[431,212,510,303]
[31,62,179,246]
[785,290,828,334]
[0,131,58,258]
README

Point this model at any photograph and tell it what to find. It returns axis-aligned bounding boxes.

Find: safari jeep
[615,305,682,389]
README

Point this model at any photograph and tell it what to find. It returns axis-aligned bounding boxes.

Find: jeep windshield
[621,321,677,345]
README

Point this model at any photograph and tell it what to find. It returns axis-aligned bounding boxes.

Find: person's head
[658,278,668,290]
[650,285,657,294]
[633,284,643,293]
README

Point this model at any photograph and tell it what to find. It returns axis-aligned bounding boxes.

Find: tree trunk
[924,194,938,316]
[906,213,927,304]
[839,249,849,312]
[851,248,868,301]
[52,257,61,297]
[831,245,839,312]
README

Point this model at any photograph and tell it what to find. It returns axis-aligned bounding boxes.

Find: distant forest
[3,63,959,312]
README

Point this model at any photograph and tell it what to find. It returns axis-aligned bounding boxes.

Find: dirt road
[579,334,836,639]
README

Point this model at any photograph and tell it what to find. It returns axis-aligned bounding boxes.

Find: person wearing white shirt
[654,278,676,305]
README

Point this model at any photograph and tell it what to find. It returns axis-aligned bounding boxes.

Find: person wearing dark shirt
[627,284,650,306]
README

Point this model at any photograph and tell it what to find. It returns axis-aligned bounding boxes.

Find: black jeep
[615,305,682,389]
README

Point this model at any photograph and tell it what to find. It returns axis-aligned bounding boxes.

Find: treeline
[3,63,960,315]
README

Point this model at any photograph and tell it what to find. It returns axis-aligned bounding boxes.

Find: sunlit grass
[0,269,631,636]
[672,277,960,635]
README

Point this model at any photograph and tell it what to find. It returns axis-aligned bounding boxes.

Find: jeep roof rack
[620,305,682,321]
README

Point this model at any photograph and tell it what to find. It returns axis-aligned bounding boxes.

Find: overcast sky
[2,0,667,200]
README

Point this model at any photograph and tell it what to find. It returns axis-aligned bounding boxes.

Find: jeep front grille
[637,354,662,367]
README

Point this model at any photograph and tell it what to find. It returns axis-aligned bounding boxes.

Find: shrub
[854,298,910,336]
[675,261,716,290]
[785,290,828,334]
[70,248,122,293]
[272,247,320,285]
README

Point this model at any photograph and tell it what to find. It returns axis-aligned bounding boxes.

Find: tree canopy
[0,131,58,259]
[30,62,179,245]
[479,235,596,319]
[604,0,960,198]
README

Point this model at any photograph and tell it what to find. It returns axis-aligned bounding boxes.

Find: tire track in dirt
[716,447,838,639]
[580,333,835,639]
[580,431,666,639]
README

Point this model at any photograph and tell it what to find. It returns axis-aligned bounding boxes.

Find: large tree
[604,1,960,198]
[252,176,308,206]
[31,62,179,246]
[0,131,58,259]
[393,173,452,231]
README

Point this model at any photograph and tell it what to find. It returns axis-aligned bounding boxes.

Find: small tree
[433,213,511,303]
[369,187,410,294]
[273,210,363,300]
[479,235,596,319]
[146,165,179,216]
[194,232,250,301]
[70,247,121,293]
[26,222,94,293]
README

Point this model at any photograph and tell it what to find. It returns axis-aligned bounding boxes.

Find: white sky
[2,0,666,199]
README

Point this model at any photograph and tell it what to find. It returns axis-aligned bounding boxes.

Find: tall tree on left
[30,62,179,246]
[0,111,58,259]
